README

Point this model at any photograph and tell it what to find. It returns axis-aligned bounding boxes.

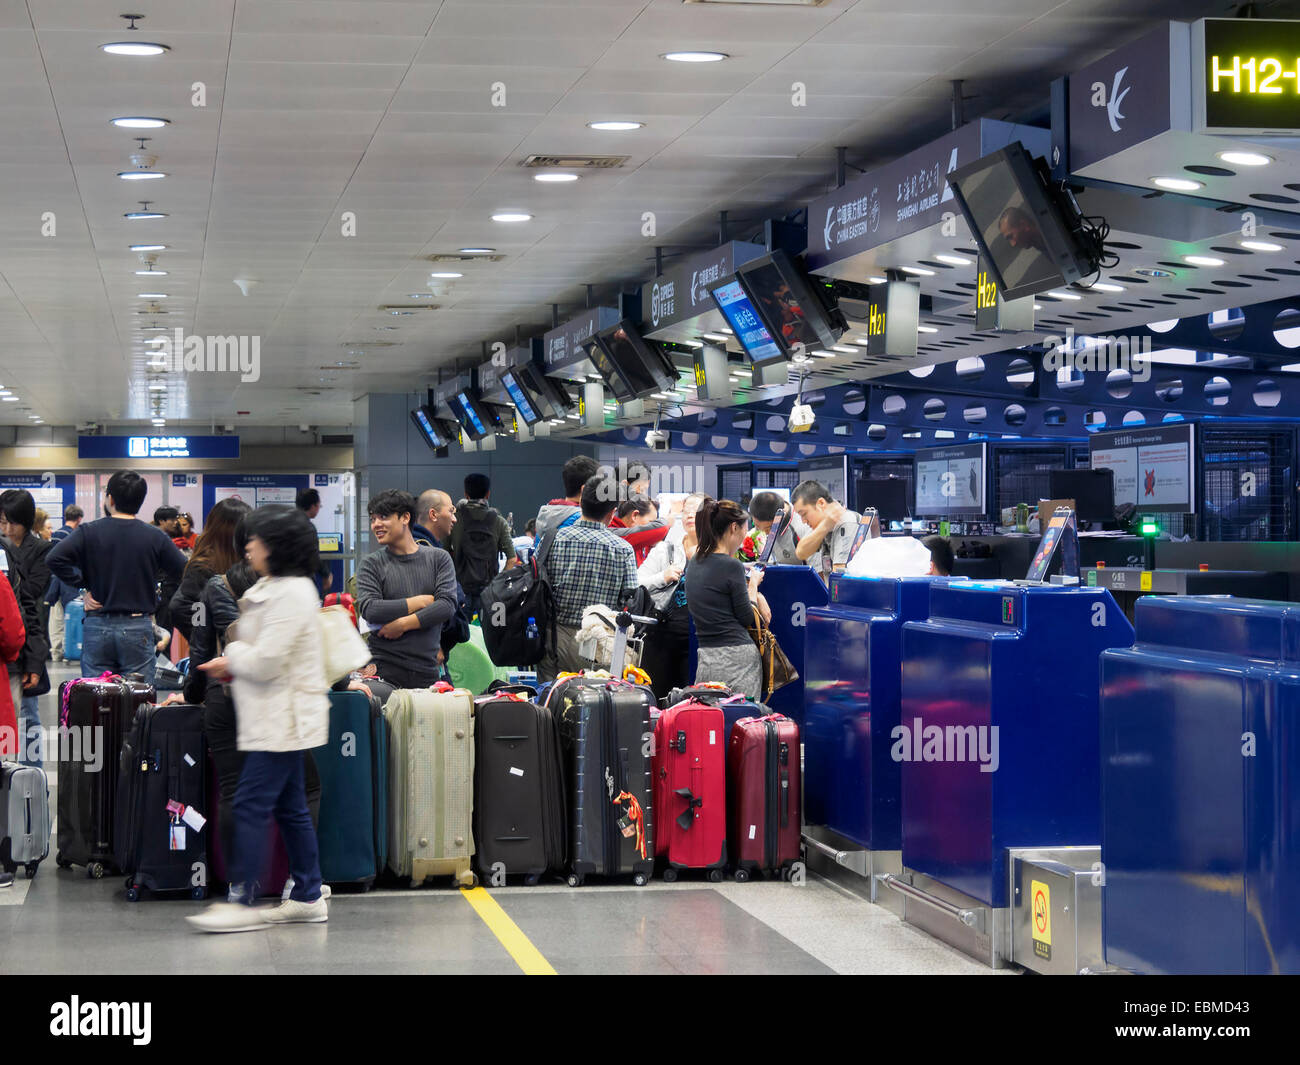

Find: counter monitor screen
[593,320,676,399]
[734,249,843,357]
[582,335,636,402]
[500,369,542,426]
[710,280,786,366]
[410,405,452,451]
[453,390,491,440]
[855,478,910,522]
[1047,468,1115,524]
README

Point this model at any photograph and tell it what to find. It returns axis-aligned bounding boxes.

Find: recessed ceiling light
[458,247,496,254]
[716,327,733,334]
[1240,240,1283,252]
[1217,150,1272,167]
[101,41,169,57]
[662,51,728,63]
[111,116,169,129]
[151,418,166,425]
[2,397,19,403]
[1152,176,1203,191]
[1046,290,1083,300]
[118,170,167,180]
[1136,267,1174,278]
[534,173,579,183]
[148,384,166,391]
[1032,303,1043,310]
[429,271,463,279]
[492,212,532,223]
[811,350,835,358]
[588,120,644,131]
[1090,282,1125,292]
[124,210,166,220]
[935,254,972,266]
[130,244,167,252]
[1184,254,1225,267]
[832,345,856,353]
[701,333,729,342]
[867,275,887,284]
[901,266,935,276]
[916,326,939,334]
[137,292,168,298]
[135,269,167,276]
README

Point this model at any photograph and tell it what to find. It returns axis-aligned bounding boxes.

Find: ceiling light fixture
[135,268,167,275]
[101,41,168,56]
[701,333,729,342]
[917,326,939,334]
[137,292,168,299]
[429,271,463,279]
[458,247,496,254]
[1240,240,1283,252]
[124,201,165,220]
[901,266,935,276]
[1184,254,1225,267]
[1046,290,1083,300]
[1090,282,1125,292]
[935,254,972,266]
[1136,267,1174,278]
[491,212,532,222]
[2,397,19,403]
[662,51,728,62]
[118,170,166,180]
[867,276,887,284]
[1217,150,1272,166]
[588,120,644,131]
[111,116,169,129]
[1151,176,1203,191]
[534,173,579,183]
[130,244,167,252]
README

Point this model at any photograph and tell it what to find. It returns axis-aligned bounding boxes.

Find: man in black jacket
[0,491,50,766]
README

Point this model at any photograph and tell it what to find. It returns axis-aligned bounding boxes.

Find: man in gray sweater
[355,489,457,689]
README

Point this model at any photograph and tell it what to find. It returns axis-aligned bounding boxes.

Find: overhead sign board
[1193,18,1300,134]
[863,281,920,358]
[78,435,240,460]
[542,307,619,375]
[640,241,764,338]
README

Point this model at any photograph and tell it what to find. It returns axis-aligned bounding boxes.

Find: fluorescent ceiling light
[458,247,496,254]
[811,350,835,358]
[1090,282,1125,292]
[534,173,579,183]
[588,121,644,131]
[148,384,166,391]
[901,266,934,276]
[111,116,169,128]
[701,333,729,342]
[1151,176,1202,191]
[1217,150,1271,166]
[118,171,166,180]
[662,51,728,62]
[1240,240,1283,252]
[2,397,19,402]
[917,326,939,334]
[678,340,704,348]
[130,244,166,252]
[934,254,971,266]
[137,292,168,298]
[1046,290,1082,300]
[429,271,463,279]
[491,212,532,222]
[124,211,166,220]
[832,345,856,353]
[717,327,733,334]
[101,41,169,56]
[1184,255,1225,267]
[135,269,167,275]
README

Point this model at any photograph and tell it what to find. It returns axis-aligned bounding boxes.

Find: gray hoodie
[533,500,580,546]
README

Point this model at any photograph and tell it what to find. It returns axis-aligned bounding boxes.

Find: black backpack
[454,505,502,595]
[479,527,557,667]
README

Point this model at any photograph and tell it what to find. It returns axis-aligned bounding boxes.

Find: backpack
[479,526,558,668]
[454,505,502,595]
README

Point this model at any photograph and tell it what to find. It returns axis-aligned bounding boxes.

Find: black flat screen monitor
[709,279,787,367]
[410,405,455,451]
[734,249,843,357]
[855,478,911,522]
[582,335,636,402]
[450,389,493,441]
[500,367,545,426]
[1048,468,1115,524]
[592,319,676,400]
[946,141,1099,303]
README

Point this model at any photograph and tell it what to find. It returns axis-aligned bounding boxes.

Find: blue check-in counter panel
[900,582,1134,908]
[1101,596,1300,974]
[804,575,946,850]
[756,564,829,724]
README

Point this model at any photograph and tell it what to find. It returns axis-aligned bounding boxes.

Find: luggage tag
[616,816,636,839]
[167,798,206,833]
[169,817,186,851]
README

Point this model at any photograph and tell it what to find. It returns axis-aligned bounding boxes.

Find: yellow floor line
[460,886,557,975]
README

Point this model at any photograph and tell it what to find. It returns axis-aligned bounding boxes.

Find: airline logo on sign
[650,280,675,327]
[1092,66,1132,132]
[690,261,726,307]
[823,187,880,250]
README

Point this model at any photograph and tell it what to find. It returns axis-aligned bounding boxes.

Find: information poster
[1089,425,1194,513]
[913,442,987,517]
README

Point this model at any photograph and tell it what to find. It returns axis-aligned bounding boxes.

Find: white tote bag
[319,604,371,683]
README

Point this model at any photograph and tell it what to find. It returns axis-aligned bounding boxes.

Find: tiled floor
[7,665,1010,975]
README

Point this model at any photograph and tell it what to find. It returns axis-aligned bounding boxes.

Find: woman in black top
[169,498,251,641]
[685,498,771,698]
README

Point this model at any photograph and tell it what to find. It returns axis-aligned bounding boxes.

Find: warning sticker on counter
[1031,878,1051,961]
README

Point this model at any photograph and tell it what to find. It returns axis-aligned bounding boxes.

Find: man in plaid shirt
[539,473,638,683]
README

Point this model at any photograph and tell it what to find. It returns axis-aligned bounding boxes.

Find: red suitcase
[652,700,727,881]
[727,714,801,881]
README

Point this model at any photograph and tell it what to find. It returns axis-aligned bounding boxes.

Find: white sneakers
[281,877,331,902]
[263,897,329,925]
[187,892,329,933]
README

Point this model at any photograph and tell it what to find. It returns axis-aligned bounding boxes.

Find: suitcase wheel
[457,870,477,889]
[524,873,540,887]
[89,862,105,880]
[566,873,582,888]
[707,868,723,884]
[125,885,140,902]
[662,866,679,884]
[55,853,71,869]
[733,868,751,884]
[633,873,647,887]
[191,885,207,901]
[24,862,38,880]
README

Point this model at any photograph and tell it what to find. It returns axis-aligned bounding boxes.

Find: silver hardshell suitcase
[0,762,50,878]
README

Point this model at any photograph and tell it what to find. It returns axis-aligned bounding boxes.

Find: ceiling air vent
[520,154,629,170]
[426,252,506,264]
[683,0,831,6]
[380,304,440,313]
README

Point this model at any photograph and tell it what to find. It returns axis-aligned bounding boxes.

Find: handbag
[319,604,371,684]
[747,612,798,700]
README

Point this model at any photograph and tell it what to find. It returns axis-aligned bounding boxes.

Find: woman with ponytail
[685,497,771,698]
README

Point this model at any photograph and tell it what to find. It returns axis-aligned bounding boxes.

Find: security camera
[645,429,670,451]
[789,403,815,432]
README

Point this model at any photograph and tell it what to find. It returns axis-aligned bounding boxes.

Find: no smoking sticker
[1030,878,1051,961]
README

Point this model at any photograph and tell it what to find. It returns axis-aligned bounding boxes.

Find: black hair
[296,488,321,511]
[923,535,954,577]
[241,505,320,578]
[367,489,416,522]
[105,470,147,515]
[153,506,179,525]
[563,455,601,498]
[748,491,783,524]
[224,560,258,600]
[695,497,747,561]
[792,479,833,507]
[0,490,35,532]
[189,498,252,576]
[616,498,653,522]
[525,517,536,536]
[580,473,618,521]
[464,473,491,501]
[64,505,84,523]
[622,459,651,487]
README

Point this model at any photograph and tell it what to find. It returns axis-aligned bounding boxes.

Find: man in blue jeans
[47,471,187,686]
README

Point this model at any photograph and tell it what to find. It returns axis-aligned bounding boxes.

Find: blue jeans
[19,694,41,767]
[231,750,323,905]
[81,614,155,684]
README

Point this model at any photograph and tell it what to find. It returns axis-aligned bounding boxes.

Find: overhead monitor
[708,279,787,367]
[734,249,844,357]
[450,389,493,441]
[945,141,1103,302]
[500,367,544,426]
[1089,424,1194,514]
[1047,468,1115,524]
[591,319,676,400]
[410,405,457,451]
[914,442,988,518]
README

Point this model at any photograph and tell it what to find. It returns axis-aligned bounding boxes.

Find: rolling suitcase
[0,762,50,878]
[385,687,476,887]
[315,689,388,889]
[664,683,769,739]
[727,713,801,882]
[549,675,655,887]
[652,699,727,881]
[115,702,208,900]
[64,599,84,661]
[206,748,291,898]
[473,690,565,884]
[56,674,155,877]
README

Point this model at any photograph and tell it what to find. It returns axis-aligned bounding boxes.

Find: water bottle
[526,616,539,642]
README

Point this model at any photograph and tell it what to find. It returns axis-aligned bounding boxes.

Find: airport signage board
[1193,18,1300,134]
[640,242,764,335]
[1090,423,1195,514]
[543,308,618,371]
[78,435,240,460]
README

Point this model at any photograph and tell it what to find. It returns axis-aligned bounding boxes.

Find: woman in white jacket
[187,505,330,933]
[636,493,703,700]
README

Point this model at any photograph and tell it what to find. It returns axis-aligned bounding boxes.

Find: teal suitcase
[315,689,388,888]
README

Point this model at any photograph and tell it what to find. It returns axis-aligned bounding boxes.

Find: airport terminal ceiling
[0,0,1249,432]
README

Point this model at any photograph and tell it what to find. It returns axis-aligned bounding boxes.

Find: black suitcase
[115,702,208,900]
[473,692,566,885]
[548,676,655,886]
[55,674,155,878]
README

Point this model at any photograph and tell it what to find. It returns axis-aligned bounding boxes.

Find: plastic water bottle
[526,616,539,642]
